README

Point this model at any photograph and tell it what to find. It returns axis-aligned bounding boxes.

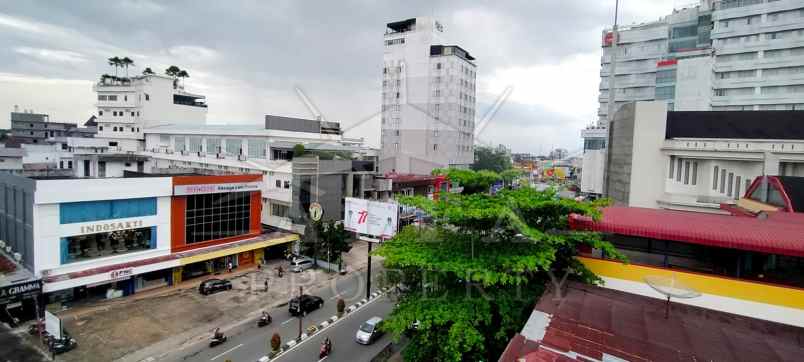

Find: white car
[290,257,314,272]
[355,316,384,345]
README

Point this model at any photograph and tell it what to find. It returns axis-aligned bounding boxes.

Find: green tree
[142,67,155,75]
[472,145,511,173]
[374,188,621,361]
[108,56,122,76]
[500,169,523,187]
[433,168,500,194]
[301,220,352,267]
[292,144,306,158]
[121,57,134,77]
[165,65,181,77]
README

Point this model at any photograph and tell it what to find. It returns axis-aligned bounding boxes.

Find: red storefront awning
[569,207,804,258]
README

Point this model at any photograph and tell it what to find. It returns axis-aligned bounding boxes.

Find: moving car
[355,316,384,345]
[199,278,232,295]
[288,294,324,316]
[290,257,315,272]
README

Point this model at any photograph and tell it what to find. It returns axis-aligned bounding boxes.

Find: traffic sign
[309,202,323,221]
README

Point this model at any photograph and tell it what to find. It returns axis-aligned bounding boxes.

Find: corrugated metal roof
[569,207,804,257]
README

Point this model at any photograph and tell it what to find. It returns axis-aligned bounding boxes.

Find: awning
[569,207,804,257]
[178,234,298,265]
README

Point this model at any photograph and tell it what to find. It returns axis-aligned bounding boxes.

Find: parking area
[46,241,371,362]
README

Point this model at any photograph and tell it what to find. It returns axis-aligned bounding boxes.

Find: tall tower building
[380,17,477,175]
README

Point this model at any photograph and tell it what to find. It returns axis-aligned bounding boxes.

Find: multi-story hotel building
[380,17,476,174]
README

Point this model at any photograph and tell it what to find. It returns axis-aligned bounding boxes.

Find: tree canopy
[301,219,352,265]
[432,168,500,194]
[374,187,619,361]
[472,145,512,173]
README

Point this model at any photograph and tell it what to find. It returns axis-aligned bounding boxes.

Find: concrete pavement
[148,259,386,362]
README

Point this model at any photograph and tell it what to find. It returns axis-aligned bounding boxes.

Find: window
[436,63,442,70]
[99,110,103,116]
[185,192,252,244]
[670,157,677,179]
[283,181,290,189]
[692,162,698,185]
[108,95,117,101]
[113,127,118,132]
[735,176,742,199]
[68,161,73,169]
[130,112,135,117]
[145,93,150,101]
[189,137,203,152]
[113,111,118,117]
[248,139,267,158]
[271,203,289,218]
[206,138,221,154]
[276,180,282,188]
[225,139,242,155]
[60,161,64,169]
[99,126,103,131]
[433,130,439,137]
[727,173,734,196]
[62,226,155,264]
[98,95,107,101]
[60,198,157,224]
[683,161,690,185]
[394,143,399,150]
[676,158,682,182]
[720,169,727,193]
[713,166,719,189]
[433,144,438,151]
[175,136,186,151]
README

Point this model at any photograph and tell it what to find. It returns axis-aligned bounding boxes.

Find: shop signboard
[0,279,42,305]
[45,310,62,340]
[109,268,134,281]
[174,182,261,196]
[344,197,399,239]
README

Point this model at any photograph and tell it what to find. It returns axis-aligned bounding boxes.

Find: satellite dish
[644,275,701,319]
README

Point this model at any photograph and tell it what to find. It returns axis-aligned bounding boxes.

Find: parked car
[290,257,315,273]
[288,294,324,316]
[355,316,384,345]
[199,279,232,295]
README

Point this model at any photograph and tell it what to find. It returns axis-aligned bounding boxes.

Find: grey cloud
[0,0,671,152]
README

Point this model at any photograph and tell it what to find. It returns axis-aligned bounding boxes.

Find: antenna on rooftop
[644,275,701,319]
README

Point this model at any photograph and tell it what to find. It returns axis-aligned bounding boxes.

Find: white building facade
[380,17,476,174]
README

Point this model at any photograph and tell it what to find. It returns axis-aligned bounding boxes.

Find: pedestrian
[257,260,262,271]
[227,262,233,273]
[264,279,269,292]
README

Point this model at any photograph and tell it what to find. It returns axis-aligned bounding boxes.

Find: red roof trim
[570,207,804,257]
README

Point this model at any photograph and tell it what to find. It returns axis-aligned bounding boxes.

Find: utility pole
[602,0,620,197]
[366,240,372,300]
[297,286,303,340]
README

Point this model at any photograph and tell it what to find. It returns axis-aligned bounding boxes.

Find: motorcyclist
[213,327,223,340]
[261,310,271,322]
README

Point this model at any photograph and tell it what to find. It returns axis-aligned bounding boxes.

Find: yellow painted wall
[179,235,298,265]
[578,256,804,310]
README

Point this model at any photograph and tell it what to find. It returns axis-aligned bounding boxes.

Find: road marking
[329,293,341,300]
[210,343,243,361]
[317,356,329,362]
[281,318,295,326]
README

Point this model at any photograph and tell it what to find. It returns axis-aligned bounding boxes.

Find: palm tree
[121,57,134,77]
[177,69,190,88]
[108,57,122,76]
[142,67,155,75]
[165,65,181,77]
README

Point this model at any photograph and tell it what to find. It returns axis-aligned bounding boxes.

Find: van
[290,257,314,272]
[355,316,384,345]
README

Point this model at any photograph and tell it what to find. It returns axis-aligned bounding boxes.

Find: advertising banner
[45,310,61,340]
[344,197,399,238]
[174,182,261,196]
[0,279,42,305]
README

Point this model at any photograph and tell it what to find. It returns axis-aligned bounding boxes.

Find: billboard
[344,197,399,238]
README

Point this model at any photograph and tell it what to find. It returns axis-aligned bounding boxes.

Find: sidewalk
[52,240,373,362]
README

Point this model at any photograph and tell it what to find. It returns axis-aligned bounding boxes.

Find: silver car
[355,316,384,345]
[290,257,314,272]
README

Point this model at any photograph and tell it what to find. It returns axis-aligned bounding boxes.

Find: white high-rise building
[380,17,477,175]
[93,74,207,150]
[711,0,804,111]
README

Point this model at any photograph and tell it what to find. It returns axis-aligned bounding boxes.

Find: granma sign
[0,280,42,304]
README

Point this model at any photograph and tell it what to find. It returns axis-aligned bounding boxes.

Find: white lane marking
[317,356,329,362]
[210,343,243,361]
[329,293,341,300]
[281,318,295,326]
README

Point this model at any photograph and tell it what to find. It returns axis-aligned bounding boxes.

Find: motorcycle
[50,337,78,355]
[209,332,227,348]
[257,313,272,327]
[319,338,332,359]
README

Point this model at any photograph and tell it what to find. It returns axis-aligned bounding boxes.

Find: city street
[164,262,392,362]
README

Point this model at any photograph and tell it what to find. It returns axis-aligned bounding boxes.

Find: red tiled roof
[569,207,804,257]
[500,282,804,362]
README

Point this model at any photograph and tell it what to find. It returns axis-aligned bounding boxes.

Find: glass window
[62,226,155,264]
[735,176,742,199]
[60,198,157,224]
[692,162,698,185]
[206,138,221,154]
[727,172,734,196]
[271,204,289,217]
[248,139,267,158]
[189,137,203,152]
[185,192,252,244]
[720,169,727,193]
[175,136,186,151]
[713,166,719,190]
[684,161,690,185]
[669,156,675,178]
[276,180,282,188]
[225,139,242,155]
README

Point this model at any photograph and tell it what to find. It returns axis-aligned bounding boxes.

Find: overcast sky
[0,0,675,155]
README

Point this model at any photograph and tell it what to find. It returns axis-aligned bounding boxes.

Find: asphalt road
[175,263,391,362]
